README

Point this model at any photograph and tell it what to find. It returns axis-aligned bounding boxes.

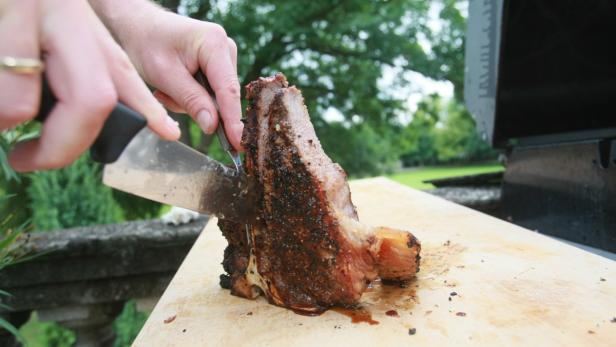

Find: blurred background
[1,0,502,346]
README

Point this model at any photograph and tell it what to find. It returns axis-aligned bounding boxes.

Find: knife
[36,76,256,223]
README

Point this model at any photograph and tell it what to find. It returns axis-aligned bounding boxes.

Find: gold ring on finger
[0,56,44,74]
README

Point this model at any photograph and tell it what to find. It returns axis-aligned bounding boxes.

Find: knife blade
[36,76,257,224]
[103,127,257,222]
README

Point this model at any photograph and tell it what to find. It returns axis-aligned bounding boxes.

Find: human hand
[0,0,181,172]
[91,0,244,150]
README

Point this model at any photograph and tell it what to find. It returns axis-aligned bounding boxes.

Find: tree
[200,0,434,128]
[434,99,496,163]
[399,94,441,166]
[154,0,480,175]
[319,122,400,178]
[426,0,467,101]
[163,0,451,162]
[399,93,496,165]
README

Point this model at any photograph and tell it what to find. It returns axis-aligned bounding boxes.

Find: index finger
[9,0,115,171]
[199,39,243,151]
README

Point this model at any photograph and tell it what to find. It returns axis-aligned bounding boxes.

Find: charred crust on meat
[255,92,349,308]
[406,234,422,272]
[219,274,232,289]
[407,234,418,248]
[415,254,421,272]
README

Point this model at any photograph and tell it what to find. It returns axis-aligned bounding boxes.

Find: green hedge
[26,156,122,231]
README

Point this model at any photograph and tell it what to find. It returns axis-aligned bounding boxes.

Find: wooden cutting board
[134,177,616,346]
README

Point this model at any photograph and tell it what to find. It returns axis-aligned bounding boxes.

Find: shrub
[26,155,122,231]
[41,321,75,347]
[0,123,38,228]
[112,300,148,347]
[1,201,31,343]
[112,190,163,221]
[19,312,75,347]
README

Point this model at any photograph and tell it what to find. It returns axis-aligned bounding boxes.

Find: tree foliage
[319,122,400,178]
[434,100,496,162]
[168,0,490,174]
[400,94,496,166]
[185,0,434,127]
[399,94,441,166]
[426,0,467,100]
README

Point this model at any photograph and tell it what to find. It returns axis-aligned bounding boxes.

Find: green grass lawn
[387,163,503,190]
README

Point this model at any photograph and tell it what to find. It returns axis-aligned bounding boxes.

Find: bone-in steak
[218,73,420,313]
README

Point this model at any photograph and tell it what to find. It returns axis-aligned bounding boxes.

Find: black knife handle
[36,76,147,164]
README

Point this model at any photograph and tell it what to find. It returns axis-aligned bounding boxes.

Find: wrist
[89,0,166,47]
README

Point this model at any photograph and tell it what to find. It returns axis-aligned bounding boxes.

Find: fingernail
[232,122,244,150]
[165,116,181,137]
[196,110,213,133]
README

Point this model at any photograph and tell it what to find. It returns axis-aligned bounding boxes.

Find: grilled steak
[218,73,420,313]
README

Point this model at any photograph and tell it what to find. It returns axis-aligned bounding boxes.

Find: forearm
[88,0,166,47]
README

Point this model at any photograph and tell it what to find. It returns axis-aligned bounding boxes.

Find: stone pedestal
[38,304,124,347]
[0,217,207,345]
